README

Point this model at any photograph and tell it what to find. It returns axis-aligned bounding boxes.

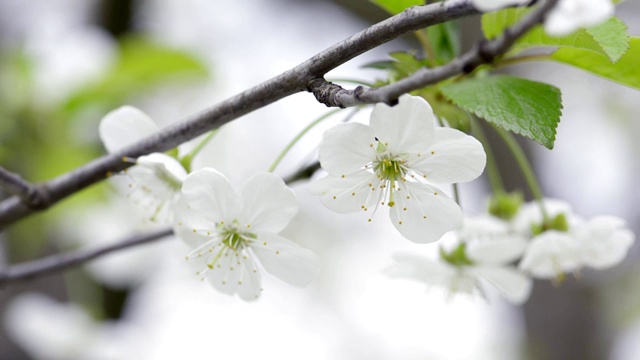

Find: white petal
[369,94,435,155]
[99,106,158,153]
[512,198,574,236]
[577,216,635,269]
[181,168,239,222]
[462,217,528,264]
[251,234,320,287]
[390,181,462,243]
[207,248,248,297]
[120,153,185,223]
[319,123,376,176]
[201,246,263,301]
[236,251,264,301]
[173,199,216,248]
[471,266,533,304]
[137,153,188,183]
[457,215,509,240]
[385,254,457,288]
[237,173,298,233]
[308,172,380,214]
[470,0,529,12]
[519,231,582,278]
[467,234,528,265]
[411,127,486,184]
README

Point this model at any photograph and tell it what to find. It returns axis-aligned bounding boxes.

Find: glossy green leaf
[441,76,562,149]
[551,37,640,90]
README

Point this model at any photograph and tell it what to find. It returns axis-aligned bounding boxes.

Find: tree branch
[0,228,173,285]
[0,161,324,285]
[309,0,559,107]
[0,0,478,230]
[0,166,49,209]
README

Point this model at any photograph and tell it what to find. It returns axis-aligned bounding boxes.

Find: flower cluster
[99,107,319,301]
[99,95,634,305]
[387,197,635,302]
[470,0,614,37]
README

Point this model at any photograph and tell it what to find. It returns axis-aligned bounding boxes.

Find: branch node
[308,78,347,108]
[25,185,52,210]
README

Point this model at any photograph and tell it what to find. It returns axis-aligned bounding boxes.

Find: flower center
[440,243,474,267]
[219,221,257,251]
[373,156,407,182]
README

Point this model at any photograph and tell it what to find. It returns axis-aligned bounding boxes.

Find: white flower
[544,0,614,37]
[511,198,575,237]
[174,168,320,301]
[386,216,532,304]
[99,106,187,223]
[309,94,486,243]
[470,0,530,12]
[519,215,635,278]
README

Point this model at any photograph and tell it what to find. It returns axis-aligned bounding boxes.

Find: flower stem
[470,117,505,194]
[179,130,218,172]
[493,125,548,219]
[415,30,436,67]
[267,108,344,173]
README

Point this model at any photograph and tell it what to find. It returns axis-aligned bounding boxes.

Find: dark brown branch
[0,0,478,230]
[0,228,173,285]
[309,0,559,107]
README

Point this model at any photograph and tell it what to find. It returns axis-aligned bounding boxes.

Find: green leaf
[481,9,629,62]
[551,37,640,90]
[426,21,461,65]
[441,76,562,149]
[370,0,423,15]
[362,51,429,85]
[585,17,629,63]
[63,36,208,113]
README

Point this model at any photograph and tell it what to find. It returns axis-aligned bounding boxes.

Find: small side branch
[0,167,49,209]
[310,0,559,108]
[0,227,173,285]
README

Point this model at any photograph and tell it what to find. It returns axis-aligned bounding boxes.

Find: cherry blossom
[99,106,187,223]
[174,168,320,301]
[387,216,532,303]
[519,215,635,279]
[310,94,486,243]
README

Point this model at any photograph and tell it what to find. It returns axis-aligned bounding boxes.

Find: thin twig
[0,0,478,230]
[0,228,173,285]
[309,0,559,107]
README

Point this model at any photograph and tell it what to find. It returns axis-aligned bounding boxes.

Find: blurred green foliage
[0,36,208,260]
